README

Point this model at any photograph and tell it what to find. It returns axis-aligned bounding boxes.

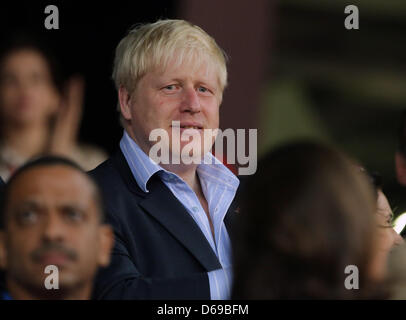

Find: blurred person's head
[113,19,227,161]
[0,156,113,300]
[0,36,61,128]
[395,110,406,186]
[232,141,385,299]
[366,171,403,263]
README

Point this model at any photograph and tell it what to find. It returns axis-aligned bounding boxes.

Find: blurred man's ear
[395,152,406,186]
[97,225,114,267]
[0,231,7,270]
[118,86,132,121]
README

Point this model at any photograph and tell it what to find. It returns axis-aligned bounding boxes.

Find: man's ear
[118,86,132,121]
[97,225,114,267]
[0,231,8,270]
[395,152,406,186]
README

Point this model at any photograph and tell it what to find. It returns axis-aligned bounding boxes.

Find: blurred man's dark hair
[232,141,387,299]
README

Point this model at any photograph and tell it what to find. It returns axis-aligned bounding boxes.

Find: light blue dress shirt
[120,131,239,299]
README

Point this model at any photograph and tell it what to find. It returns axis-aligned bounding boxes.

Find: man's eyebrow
[14,199,40,207]
[58,203,86,211]
[13,201,43,212]
[8,200,42,216]
[165,77,183,84]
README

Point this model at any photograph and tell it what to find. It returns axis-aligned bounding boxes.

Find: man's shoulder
[89,154,116,180]
[88,152,143,227]
[88,152,131,198]
[88,150,144,203]
[89,151,126,184]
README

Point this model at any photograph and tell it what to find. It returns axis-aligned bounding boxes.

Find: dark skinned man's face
[0,165,113,297]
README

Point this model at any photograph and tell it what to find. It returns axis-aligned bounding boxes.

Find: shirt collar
[197,152,240,191]
[120,130,239,192]
[120,131,163,193]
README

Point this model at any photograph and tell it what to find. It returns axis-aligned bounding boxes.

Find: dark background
[0,0,177,154]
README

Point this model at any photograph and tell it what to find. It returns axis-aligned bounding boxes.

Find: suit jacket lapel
[140,176,222,272]
[224,187,240,243]
[113,150,222,272]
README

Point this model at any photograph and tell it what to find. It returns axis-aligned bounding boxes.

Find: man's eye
[63,208,84,222]
[198,86,208,93]
[163,85,177,91]
[17,211,38,224]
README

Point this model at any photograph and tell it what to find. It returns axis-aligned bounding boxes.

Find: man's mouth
[180,125,202,130]
[34,252,72,267]
[170,122,204,130]
[31,246,77,266]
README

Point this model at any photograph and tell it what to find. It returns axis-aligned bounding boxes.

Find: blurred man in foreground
[0,156,113,299]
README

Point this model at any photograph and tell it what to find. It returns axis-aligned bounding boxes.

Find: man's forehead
[5,169,99,218]
[9,196,87,209]
[8,165,94,199]
[153,53,219,80]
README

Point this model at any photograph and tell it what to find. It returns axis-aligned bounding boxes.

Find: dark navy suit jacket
[89,150,239,299]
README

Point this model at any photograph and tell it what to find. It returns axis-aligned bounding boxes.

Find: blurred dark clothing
[0,290,11,300]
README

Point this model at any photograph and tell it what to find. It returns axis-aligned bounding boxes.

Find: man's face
[0,165,112,295]
[121,54,222,162]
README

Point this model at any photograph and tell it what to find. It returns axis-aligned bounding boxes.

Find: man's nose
[42,212,65,242]
[180,87,201,113]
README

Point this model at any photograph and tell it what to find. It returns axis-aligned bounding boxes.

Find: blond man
[90,19,239,299]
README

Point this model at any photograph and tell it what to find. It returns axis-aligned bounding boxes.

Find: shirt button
[192,207,199,212]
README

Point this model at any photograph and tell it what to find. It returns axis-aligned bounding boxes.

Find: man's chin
[148,136,214,165]
[24,264,80,286]
[173,143,210,165]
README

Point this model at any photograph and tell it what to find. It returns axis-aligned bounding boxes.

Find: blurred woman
[0,36,106,180]
[232,141,386,299]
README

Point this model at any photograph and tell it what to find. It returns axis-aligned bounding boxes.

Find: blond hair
[113,19,228,98]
